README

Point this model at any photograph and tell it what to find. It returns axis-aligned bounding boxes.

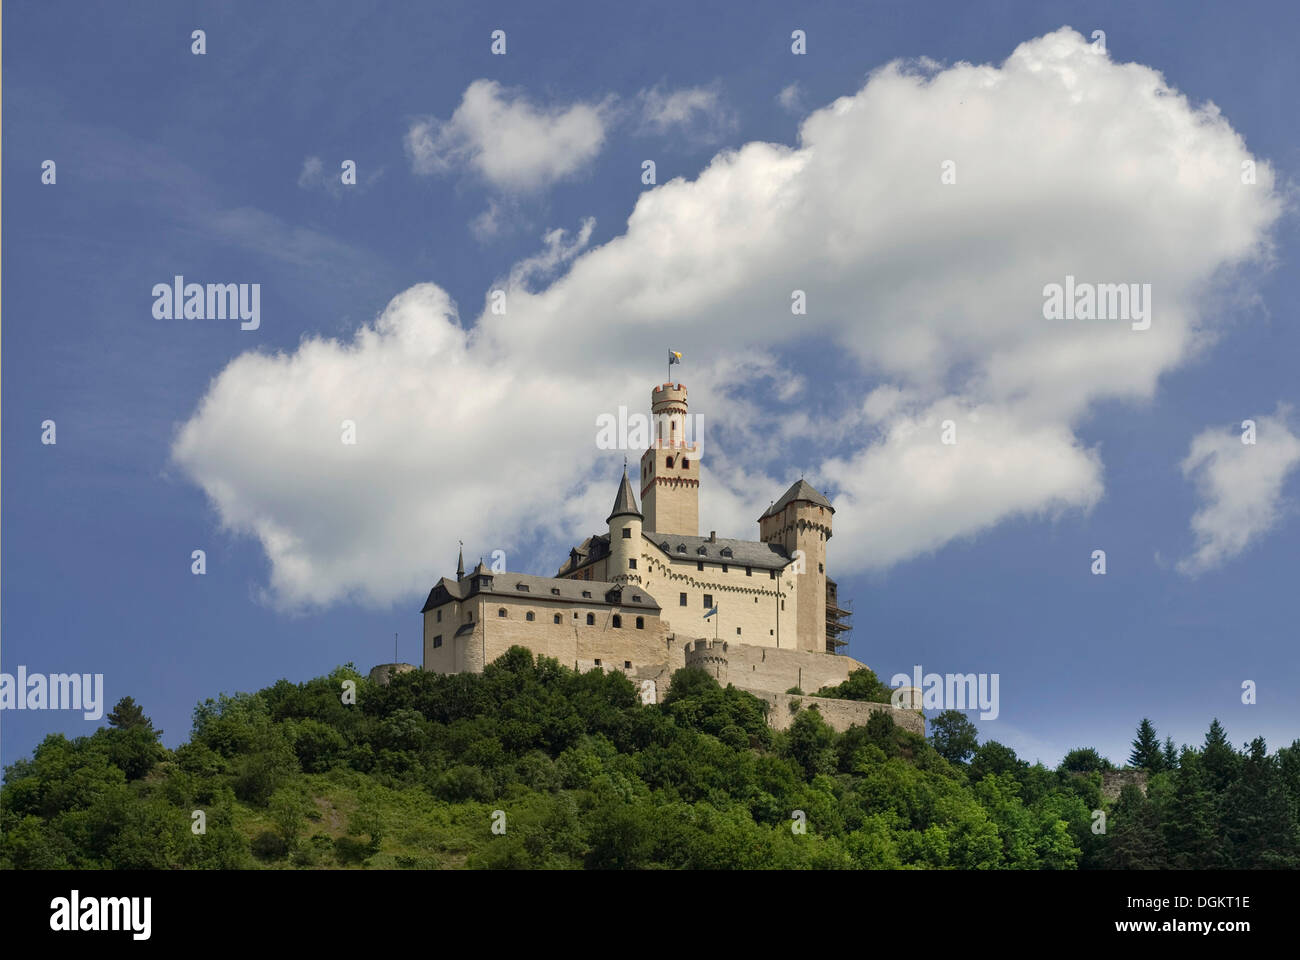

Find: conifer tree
[1129,718,1164,771]
[1162,736,1178,771]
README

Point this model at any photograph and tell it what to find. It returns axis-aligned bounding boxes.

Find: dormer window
[632,594,642,602]
[696,546,707,555]
[677,544,687,554]
[551,587,560,595]
[720,547,733,558]
[516,584,529,592]
[659,541,670,551]
[582,590,592,599]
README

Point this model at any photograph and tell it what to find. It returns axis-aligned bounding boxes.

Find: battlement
[651,383,689,410]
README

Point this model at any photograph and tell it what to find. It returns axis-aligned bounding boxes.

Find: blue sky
[4,0,1298,769]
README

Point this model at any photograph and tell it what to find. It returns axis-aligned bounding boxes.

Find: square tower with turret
[639,382,699,536]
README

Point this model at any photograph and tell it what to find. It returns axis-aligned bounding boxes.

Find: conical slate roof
[606,468,643,524]
[760,479,833,519]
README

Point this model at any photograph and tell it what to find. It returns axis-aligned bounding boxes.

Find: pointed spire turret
[606,466,643,524]
[456,541,465,580]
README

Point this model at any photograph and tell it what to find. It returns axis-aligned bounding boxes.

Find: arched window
[666,456,674,468]
[525,611,535,622]
[612,614,622,628]
[635,616,644,630]
[586,613,595,625]
[553,613,562,624]
[497,608,507,618]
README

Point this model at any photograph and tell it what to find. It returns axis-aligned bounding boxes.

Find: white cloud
[297,155,326,189]
[175,29,1282,608]
[776,82,804,114]
[1177,409,1300,574]
[405,79,612,192]
[638,84,737,142]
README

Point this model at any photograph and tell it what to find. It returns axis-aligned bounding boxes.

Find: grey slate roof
[423,569,661,612]
[760,479,833,519]
[644,531,792,570]
[606,470,642,523]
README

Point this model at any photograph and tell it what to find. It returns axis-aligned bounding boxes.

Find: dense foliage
[3,651,1297,869]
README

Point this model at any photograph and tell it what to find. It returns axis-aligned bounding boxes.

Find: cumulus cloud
[1177,409,1300,574]
[405,79,612,192]
[638,84,737,142]
[176,28,1282,608]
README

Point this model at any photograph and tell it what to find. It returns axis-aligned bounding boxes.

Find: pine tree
[1202,718,1240,794]
[1107,783,1168,869]
[1129,718,1164,772]
[1221,737,1298,868]
[1163,749,1220,868]
[1162,736,1179,771]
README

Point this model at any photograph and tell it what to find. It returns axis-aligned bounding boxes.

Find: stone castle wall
[755,691,926,736]
[682,639,865,697]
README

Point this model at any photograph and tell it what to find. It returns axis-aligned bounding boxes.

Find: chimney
[709,531,716,542]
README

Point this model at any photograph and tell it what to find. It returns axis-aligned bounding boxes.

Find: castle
[396,379,922,734]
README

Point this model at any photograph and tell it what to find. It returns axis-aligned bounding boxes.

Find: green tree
[1060,747,1112,773]
[1129,718,1164,772]
[929,710,980,766]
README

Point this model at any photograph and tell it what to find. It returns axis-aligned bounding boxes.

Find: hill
[3,647,1297,869]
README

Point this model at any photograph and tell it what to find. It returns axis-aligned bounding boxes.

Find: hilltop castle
[402,380,922,733]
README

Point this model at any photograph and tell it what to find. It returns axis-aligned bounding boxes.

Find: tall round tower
[639,382,699,536]
[607,468,643,587]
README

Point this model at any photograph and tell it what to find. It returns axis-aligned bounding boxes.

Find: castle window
[769,570,776,580]
[635,617,644,630]
[551,587,560,595]
[467,611,473,622]
[628,559,637,570]
[754,597,758,603]
[516,584,529,592]
[682,459,689,469]
[721,547,733,558]
[697,561,704,571]
[612,614,622,628]
[632,594,642,602]
[781,600,785,611]
[736,627,742,636]
[622,528,632,539]
[436,610,442,622]
[721,564,728,573]
[553,614,562,624]
[433,635,443,648]
[704,594,713,608]
[595,659,602,666]
[582,590,592,598]
[659,541,670,551]
[819,563,824,573]
[679,592,687,606]
[745,566,752,576]
[525,611,535,622]
[498,608,507,618]
[625,660,632,668]
[666,456,674,468]
[696,546,706,555]
[586,613,595,625]
[677,545,687,554]
[770,630,774,636]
